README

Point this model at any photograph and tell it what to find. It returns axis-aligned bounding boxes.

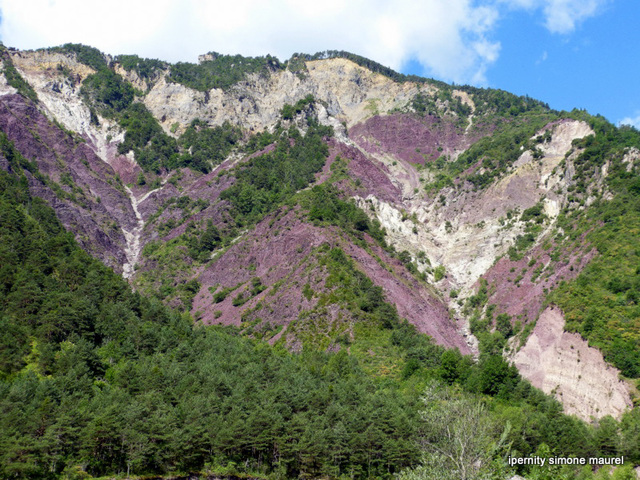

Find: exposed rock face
[0,93,135,271]
[0,60,18,96]
[352,119,593,294]
[9,50,129,169]
[465,122,598,325]
[305,59,423,127]
[513,307,632,420]
[349,113,474,168]
[480,241,594,324]
[122,184,166,278]
[1,48,632,419]
[185,203,469,353]
[141,57,423,136]
[327,138,402,204]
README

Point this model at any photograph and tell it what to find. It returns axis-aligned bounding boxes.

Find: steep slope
[0,92,134,270]
[140,56,421,135]
[0,167,425,479]
[513,307,632,420]
[6,156,639,480]
[352,117,593,291]
[2,46,475,355]
[1,44,638,421]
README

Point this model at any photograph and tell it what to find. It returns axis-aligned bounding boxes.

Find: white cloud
[536,50,548,65]
[0,0,502,84]
[619,114,640,130]
[0,0,606,85]
[500,0,609,33]
[542,0,608,33]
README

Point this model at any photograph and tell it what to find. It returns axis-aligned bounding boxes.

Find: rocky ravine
[353,119,594,294]
[3,48,634,419]
[122,184,165,278]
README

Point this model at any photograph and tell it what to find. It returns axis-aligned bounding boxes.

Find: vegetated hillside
[1,43,640,478]
[0,166,422,478]
[2,135,639,480]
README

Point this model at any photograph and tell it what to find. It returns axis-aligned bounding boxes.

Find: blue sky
[445,1,639,127]
[0,0,637,127]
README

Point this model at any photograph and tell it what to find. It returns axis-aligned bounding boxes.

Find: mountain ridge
[1,43,638,423]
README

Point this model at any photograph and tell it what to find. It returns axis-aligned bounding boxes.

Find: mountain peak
[1,45,638,425]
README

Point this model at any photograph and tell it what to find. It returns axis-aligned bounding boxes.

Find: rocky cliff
[1,45,636,420]
[513,307,632,420]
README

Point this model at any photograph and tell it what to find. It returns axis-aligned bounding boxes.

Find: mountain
[0,43,639,479]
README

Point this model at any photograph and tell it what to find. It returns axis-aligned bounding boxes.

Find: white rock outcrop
[360,120,593,292]
[141,57,424,136]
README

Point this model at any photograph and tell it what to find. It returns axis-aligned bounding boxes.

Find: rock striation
[513,307,632,420]
[0,47,633,419]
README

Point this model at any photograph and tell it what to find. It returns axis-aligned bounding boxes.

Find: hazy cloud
[619,114,640,130]
[536,50,548,65]
[544,0,608,33]
[501,0,608,33]
[0,0,605,84]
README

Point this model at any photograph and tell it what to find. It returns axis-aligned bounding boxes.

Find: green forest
[1,129,640,479]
